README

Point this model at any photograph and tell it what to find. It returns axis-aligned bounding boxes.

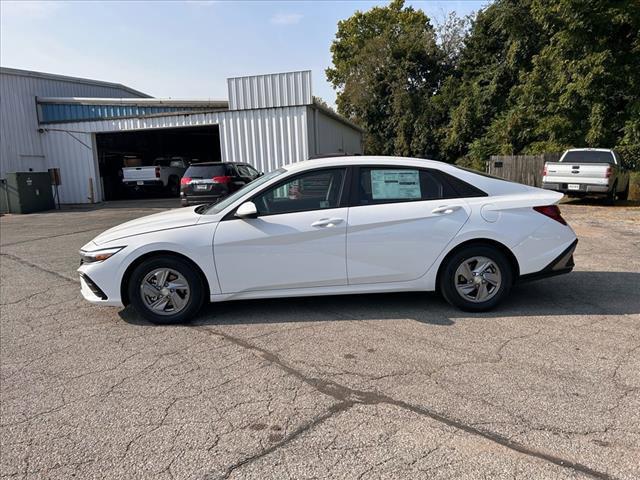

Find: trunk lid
[122,166,158,181]
[543,162,610,185]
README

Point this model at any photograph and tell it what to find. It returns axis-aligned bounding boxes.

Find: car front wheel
[128,256,204,324]
[440,245,513,312]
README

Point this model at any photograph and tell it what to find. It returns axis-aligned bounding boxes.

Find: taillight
[533,205,567,225]
[180,177,192,185]
[605,167,612,178]
[212,176,232,184]
[155,167,161,178]
[542,165,547,176]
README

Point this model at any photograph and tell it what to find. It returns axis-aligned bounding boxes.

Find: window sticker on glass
[371,170,421,200]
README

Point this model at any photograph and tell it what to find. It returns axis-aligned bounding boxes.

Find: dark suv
[180,162,262,206]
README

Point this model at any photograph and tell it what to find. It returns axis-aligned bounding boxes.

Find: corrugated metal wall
[227,71,312,110]
[40,130,98,204]
[307,106,363,158]
[0,71,144,178]
[2,69,361,204]
[219,107,308,173]
[43,106,309,203]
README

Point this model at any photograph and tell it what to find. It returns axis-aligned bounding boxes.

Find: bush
[616,144,640,172]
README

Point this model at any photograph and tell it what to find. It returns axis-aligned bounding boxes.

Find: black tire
[166,177,180,197]
[439,245,513,312]
[618,181,629,201]
[128,256,204,324]
[604,182,617,205]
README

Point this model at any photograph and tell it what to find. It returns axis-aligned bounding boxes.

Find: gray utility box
[0,172,55,214]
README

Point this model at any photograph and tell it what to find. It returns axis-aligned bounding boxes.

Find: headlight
[79,247,124,264]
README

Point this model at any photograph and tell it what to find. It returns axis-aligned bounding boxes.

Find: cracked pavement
[1,199,639,479]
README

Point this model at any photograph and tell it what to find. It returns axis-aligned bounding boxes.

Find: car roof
[564,148,614,152]
[282,156,455,173]
[188,162,246,166]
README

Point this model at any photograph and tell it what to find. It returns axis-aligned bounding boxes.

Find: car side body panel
[78,156,578,311]
[345,199,471,284]
[78,218,222,307]
[213,207,349,293]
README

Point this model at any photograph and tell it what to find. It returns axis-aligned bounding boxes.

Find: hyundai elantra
[79,157,577,324]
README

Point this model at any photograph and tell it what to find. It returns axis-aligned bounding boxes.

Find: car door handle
[431,205,462,215]
[311,218,344,227]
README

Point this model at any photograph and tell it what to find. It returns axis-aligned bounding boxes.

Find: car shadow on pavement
[119,271,640,327]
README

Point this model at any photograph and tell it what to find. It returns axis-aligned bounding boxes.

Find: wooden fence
[487,153,561,187]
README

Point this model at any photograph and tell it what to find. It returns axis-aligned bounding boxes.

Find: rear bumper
[180,194,225,206]
[123,180,164,188]
[542,183,610,194]
[518,239,577,283]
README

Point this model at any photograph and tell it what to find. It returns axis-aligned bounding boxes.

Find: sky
[0,0,488,107]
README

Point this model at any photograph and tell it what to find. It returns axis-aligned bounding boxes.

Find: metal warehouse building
[0,67,363,204]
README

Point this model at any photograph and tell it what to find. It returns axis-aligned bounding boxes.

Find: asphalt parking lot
[1,199,639,480]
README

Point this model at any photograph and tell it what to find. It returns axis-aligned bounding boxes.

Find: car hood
[92,207,203,245]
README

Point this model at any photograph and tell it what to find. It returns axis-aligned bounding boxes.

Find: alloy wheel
[454,256,502,303]
[140,268,190,315]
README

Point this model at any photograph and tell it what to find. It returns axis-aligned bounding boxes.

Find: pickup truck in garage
[542,148,630,203]
[122,157,189,196]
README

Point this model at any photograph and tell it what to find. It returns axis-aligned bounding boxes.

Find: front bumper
[518,239,577,283]
[79,273,108,300]
[78,256,125,307]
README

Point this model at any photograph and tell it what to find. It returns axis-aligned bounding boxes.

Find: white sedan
[79,156,577,324]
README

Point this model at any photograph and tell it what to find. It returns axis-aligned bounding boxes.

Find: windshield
[203,168,286,214]
[561,151,615,164]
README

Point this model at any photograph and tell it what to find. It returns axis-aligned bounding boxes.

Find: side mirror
[235,201,258,219]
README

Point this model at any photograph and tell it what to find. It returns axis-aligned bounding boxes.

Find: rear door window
[245,165,260,177]
[357,167,458,205]
[236,165,253,178]
[435,171,488,197]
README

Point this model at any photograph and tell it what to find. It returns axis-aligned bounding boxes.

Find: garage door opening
[96,125,221,200]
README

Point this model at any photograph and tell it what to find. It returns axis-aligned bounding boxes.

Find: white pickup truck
[542,148,630,203]
[122,157,189,196]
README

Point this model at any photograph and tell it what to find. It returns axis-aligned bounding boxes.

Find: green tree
[519,0,640,150]
[327,0,640,166]
[444,0,640,162]
[440,0,545,162]
[326,0,442,156]
[435,11,473,72]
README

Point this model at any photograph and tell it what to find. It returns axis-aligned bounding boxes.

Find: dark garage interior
[96,125,221,200]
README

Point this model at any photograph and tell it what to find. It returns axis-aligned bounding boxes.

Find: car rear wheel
[128,256,204,324]
[440,245,513,312]
[605,182,617,205]
[618,182,629,201]
[166,177,180,197]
